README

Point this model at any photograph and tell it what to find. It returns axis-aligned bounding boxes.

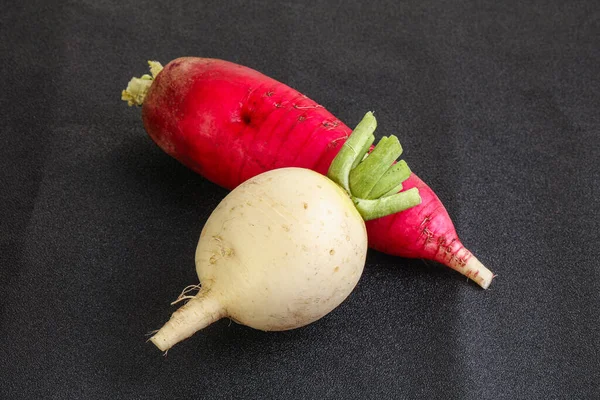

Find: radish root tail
[463,256,494,289]
[150,290,225,352]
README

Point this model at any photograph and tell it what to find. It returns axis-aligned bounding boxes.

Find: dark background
[1,1,599,399]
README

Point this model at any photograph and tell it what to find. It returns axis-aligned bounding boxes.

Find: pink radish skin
[366,173,490,285]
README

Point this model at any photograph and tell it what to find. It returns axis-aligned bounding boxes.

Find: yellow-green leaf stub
[327,112,421,221]
[121,60,164,106]
[327,112,377,193]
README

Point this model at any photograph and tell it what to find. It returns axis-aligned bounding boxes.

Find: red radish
[122,58,494,289]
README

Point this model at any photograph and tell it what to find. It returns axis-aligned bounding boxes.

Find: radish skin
[123,58,494,288]
[366,173,494,289]
[150,168,369,351]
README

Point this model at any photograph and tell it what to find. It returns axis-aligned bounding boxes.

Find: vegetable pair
[123,58,494,351]
[150,113,419,352]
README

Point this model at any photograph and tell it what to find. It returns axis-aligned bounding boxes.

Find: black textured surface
[1,1,599,399]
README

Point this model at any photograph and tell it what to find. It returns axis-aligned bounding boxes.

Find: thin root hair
[171,283,202,305]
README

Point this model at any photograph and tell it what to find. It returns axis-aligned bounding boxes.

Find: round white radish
[150,167,368,351]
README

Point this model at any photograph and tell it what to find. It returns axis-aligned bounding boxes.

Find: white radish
[150,168,368,351]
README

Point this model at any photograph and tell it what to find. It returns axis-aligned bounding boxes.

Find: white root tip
[464,256,494,289]
[150,290,225,352]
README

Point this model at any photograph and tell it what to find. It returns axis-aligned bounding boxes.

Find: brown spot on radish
[303,202,308,209]
[329,249,335,255]
[282,224,290,232]
[265,90,274,97]
[209,255,218,264]
[328,135,349,148]
[334,266,340,272]
[293,104,323,110]
[226,248,234,257]
[422,227,434,244]
[322,119,340,129]
[241,112,252,125]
